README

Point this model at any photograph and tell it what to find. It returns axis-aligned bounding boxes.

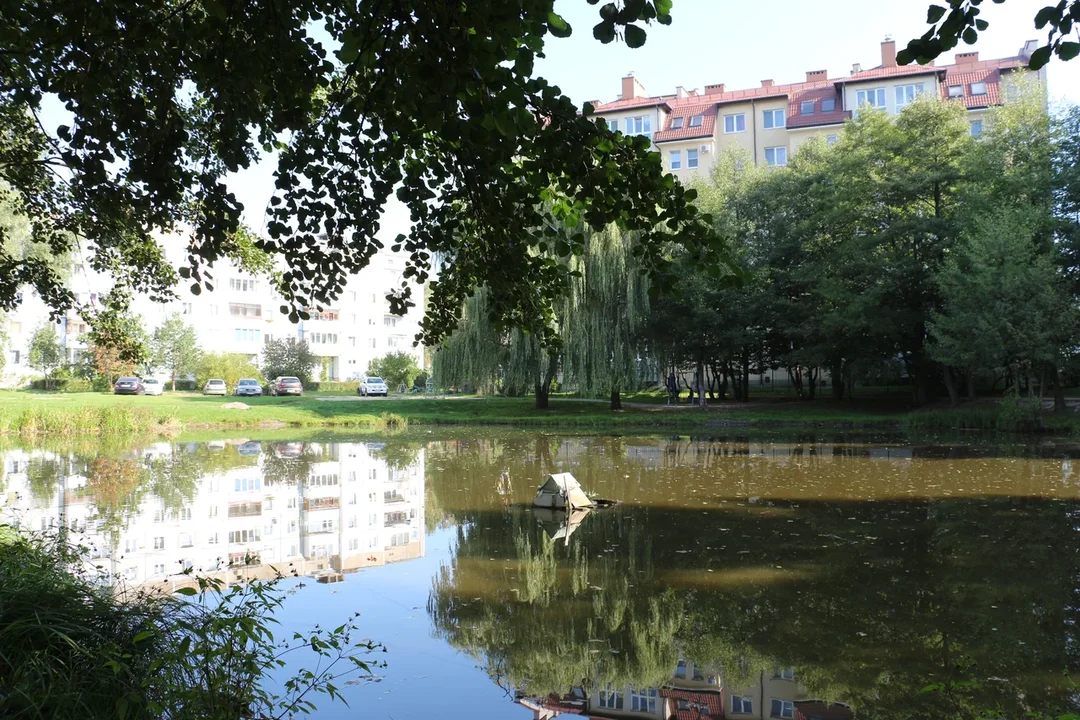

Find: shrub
[305,381,360,392]
[0,529,381,720]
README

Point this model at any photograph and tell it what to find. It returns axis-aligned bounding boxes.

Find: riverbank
[0,390,1075,439]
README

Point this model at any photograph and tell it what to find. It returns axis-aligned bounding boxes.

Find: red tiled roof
[940,58,1023,108]
[661,688,723,720]
[654,102,718,143]
[786,85,851,128]
[844,62,940,81]
[592,95,670,113]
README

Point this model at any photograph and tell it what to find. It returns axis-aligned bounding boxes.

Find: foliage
[196,353,262,394]
[366,351,422,392]
[151,314,202,390]
[85,343,140,387]
[27,322,63,386]
[262,337,317,384]
[0,0,721,349]
[0,528,379,720]
[82,289,151,370]
[901,0,1079,69]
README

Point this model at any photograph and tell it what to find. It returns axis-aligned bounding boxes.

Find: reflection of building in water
[0,441,424,586]
[520,662,852,720]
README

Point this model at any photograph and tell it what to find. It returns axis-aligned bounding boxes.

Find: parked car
[235,378,263,397]
[203,378,227,396]
[141,378,164,396]
[358,376,388,397]
[269,376,304,396]
[113,377,144,395]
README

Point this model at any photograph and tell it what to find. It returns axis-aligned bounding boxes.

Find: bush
[305,381,360,392]
[0,529,381,720]
[29,377,94,392]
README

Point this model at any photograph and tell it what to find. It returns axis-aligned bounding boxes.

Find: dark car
[113,377,144,395]
[269,376,304,396]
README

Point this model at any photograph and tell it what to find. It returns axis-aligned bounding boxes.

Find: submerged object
[533,473,595,510]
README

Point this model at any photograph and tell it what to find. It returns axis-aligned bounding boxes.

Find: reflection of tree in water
[428,504,680,696]
[424,435,1080,719]
[26,455,68,504]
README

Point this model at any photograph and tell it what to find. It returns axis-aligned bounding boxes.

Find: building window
[821,97,836,112]
[234,328,261,342]
[309,309,339,321]
[686,148,698,168]
[826,134,839,146]
[348,336,356,346]
[230,278,258,292]
[598,685,623,710]
[970,120,983,137]
[800,100,815,115]
[630,688,657,713]
[623,115,652,137]
[895,83,924,109]
[856,87,886,110]
[12,350,19,365]
[675,659,686,678]
[384,316,398,327]
[777,668,795,680]
[948,84,964,98]
[724,113,746,133]
[153,563,165,575]
[229,302,262,318]
[153,536,164,549]
[732,696,753,714]
[689,113,703,128]
[607,118,618,132]
[309,332,338,344]
[763,109,785,129]
[971,81,987,96]
[349,538,359,551]
[370,338,376,348]
[228,528,262,544]
[771,699,795,719]
[765,146,787,166]
[182,302,192,315]
[669,150,682,170]
[671,116,684,129]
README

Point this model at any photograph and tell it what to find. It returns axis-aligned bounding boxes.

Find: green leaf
[547,12,572,38]
[975,18,989,30]
[961,26,977,44]
[593,21,616,43]
[624,24,647,49]
[1029,44,1052,69]
[1059,41,1080,61]
[926,4,947,23]
[1034,5,1058,29]
[175,586,198,596]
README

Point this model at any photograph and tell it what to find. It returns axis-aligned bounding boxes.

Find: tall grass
[906,397,1043,433]
[1,406,182,439]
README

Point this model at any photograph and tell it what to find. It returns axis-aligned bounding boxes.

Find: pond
[3,433,1080,719]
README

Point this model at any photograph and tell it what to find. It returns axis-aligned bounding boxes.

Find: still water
[3,433,1080,719]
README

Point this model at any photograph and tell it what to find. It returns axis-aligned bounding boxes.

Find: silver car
[203,378,227,396]
[358,376,388,396]
[235,378,263,396]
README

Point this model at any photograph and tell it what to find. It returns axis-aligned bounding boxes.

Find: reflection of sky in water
[5,434,1080,719]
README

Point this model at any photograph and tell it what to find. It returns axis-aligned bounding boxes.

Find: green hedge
[29,378,94,393]
[303,381,360,392]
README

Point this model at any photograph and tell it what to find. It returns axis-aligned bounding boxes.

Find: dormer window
[947,84,964,98]
[970,82,987,96]
[821,97,835,112]
[689,114,703,128]
[671,116,684,129]
[800,101,815,115]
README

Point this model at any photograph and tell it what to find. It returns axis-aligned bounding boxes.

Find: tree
[196,352,261,394]
[367,351,422,392]
[902,1,1079,69]
[81,289,150,377]
[27,323,63,388]
[261,337,317,383]
[1,1,720,350]
[151,314,202,391]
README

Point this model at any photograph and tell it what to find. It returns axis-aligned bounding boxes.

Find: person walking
[666,372,678,405]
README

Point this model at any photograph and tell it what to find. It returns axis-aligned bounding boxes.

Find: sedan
[203,379,227,396]
[113,377,144,395]
[270,377,304,396]
[235,378,263,397]
[141,378,164,396]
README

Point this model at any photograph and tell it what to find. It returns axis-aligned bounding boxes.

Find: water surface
[4,434,1079,719]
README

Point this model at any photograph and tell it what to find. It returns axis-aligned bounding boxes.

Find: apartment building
[592,38,1046,179]
[2,239,426,386]
[0,440,426,587]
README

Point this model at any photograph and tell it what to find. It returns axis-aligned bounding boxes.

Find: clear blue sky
[226,1,1080,234]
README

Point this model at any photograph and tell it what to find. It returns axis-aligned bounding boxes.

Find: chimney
[761,79,774,88]
[806,69,828,82]
[1022,39,1038,58]
[851,62,862,74]
[621,73,647,100]
[705,83,726,95]
[955,51,979,65]
[881,38,897,67]
[675,86,688,99]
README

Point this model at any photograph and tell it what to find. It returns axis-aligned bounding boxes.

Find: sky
[207,1,1080,238]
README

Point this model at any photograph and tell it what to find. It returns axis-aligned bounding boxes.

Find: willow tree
[564,225,650,410]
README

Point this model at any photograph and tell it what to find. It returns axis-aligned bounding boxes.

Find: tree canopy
[0,0,719,348]
[261,337,317,383]
[151,314,202,391]
[366,351,421,391]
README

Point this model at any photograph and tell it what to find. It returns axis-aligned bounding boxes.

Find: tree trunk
[697,360,708,410]
[807,367,817,401]
[1054,365,1067,414]
[942,367,959,408]
[740,354,750,404]
[610,387,622,411]
[171,369,177,392]
[534,382,549,410]
[831,362,845,401]
[965,370,976,401]
[718,371,728,402]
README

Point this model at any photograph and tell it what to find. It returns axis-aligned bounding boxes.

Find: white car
[141,378,164,396]
[358,376,388,396]
[203,378,227,396]
[235,378,263,396]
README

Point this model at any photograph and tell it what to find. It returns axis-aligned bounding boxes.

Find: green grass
[2,389,1077,438]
